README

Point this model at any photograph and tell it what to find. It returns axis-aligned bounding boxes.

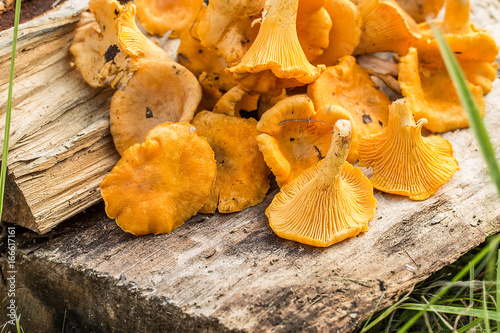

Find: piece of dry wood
[0,0,120,234]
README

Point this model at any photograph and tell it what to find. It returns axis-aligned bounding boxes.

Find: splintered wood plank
[0,0,120,233]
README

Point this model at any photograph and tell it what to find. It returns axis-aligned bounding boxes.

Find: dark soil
[0,0,68,32]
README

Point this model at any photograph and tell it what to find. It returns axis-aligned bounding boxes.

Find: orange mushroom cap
[266,119,377,247]
[197,0,265,63]
[101,122,217,235]
[307,56,390,161]
[110,61,202,155]
[192,111,270,213]
[256,95,355,187]
[399,47,485,133]
[358,99,459,201]
[312,0,363,66]
[354,0,420,55]
[69,0,130,88]
[212,85,260,117]
[229,0,325,95]
[134,0,204,38]
[296,0,333,62]
[394,0,445,23]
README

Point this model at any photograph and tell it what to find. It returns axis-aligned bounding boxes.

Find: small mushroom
[100,123,217,235]
[296,0,333,62]
[192,111,270,214]
[134,0,204,38]
[212,85,260,117]
[229,0,325,95]
[307,56,390,162]
[256,95,355,187]
[399,47,485,133]
[266,119,377,247]
[197,0,265,63]
[394,0,445,23]
[358,99,459,201]
[354,0,420,55]
[69,0,130,88]
[312,0,363,66]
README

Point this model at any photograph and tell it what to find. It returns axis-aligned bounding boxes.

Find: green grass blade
[0,0,22,224]
[496,250,500,331]
[483,280,491,332]
[457,318,486,333]
[398,304,500,321]
[398,235,500,332]
[430,23,500,196]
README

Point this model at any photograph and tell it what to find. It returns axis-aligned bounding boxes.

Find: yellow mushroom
[229,0,325,95]
[394,0,445,23]
[296,0,333,62]
[212,85,260,117]
[192,111,270,213]
[358,99,459,201]
[134,0,204,38]
[101,123,217,235]
[69,0,130,88]
[197,0,265,63]
[109,3,202,154]
[256,95,355,187]
[266,119,377,247]
[307,56,390,162]
[312,0,363,66]
[399,47,485,133]
[411,0,499,94]
[354,0,420,55]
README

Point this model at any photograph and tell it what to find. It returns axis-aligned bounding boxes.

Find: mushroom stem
[442,0,470,34]
[230,0,318,81]
[316,120,352,184]
[389,99,428,130]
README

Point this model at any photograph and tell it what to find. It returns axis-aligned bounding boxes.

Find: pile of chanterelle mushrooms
[70,0,498,247]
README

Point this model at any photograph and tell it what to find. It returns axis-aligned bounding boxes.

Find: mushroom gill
[266,119,377,247]
[229,0,325,95]
[358,99,459,201]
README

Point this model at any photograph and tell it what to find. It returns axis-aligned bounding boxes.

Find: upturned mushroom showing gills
[307,56,390,161]
[197,0,265,63]
[411,0,499,94]
[100,123,217,235]
[256,95,355,187]
[358,99,459,201]
[354,0,420,55]
[312,0,363,67]
[134,0,204,38]
[229,0,325,95]
[266,119,377,247]
[192,111,270,214]
[70,0,130,88]
[399,47,485,133]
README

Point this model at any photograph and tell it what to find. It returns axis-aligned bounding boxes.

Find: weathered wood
[0,0,120,233]
[0,1,500,332]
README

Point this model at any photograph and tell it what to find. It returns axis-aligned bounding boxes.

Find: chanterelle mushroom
[134,0,204,38]
[256,95,355,187]
[312,0,363,66]
[307,56,390,162]
[358,99,459,201]
[411,0,499,94]
[399,47,485,133]
[192,111,270,213]
[354,0,420,55]
[110,4,202,155]
[266,119,377,247]
[296,0,333,62]
[229,0,325,95]
[394,0,445,23]
[101,123,217,235]
[70,0,130,88]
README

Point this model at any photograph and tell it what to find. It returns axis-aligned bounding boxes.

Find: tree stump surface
[1,1,500,332]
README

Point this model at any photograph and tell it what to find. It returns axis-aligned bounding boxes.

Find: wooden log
[0,0,120,234]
